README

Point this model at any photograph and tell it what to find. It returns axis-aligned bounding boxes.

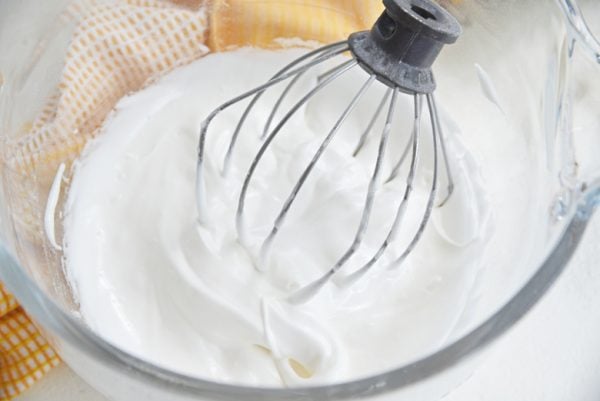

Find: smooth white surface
[17,214,600,400]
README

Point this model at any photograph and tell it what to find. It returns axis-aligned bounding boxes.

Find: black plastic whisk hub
[348,0,462,94]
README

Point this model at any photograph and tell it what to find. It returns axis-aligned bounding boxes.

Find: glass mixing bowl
[1,0,599,400]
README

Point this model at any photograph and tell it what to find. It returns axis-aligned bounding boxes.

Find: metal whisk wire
[334,94,423,288]
[288,92,448,303]
[288,88,401,303]
[222,41,350,176]
[196,41,349,222]
[236,58,358,246]
[196,0,462,303]
[258,74,377,269]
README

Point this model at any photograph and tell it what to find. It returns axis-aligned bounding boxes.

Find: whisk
[196,0,462,303]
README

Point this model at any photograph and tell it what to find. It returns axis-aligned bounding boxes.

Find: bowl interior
[0,0,599,395]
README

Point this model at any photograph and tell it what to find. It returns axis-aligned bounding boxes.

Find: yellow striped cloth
[208,0,383,50]
[0,0,456,399]
[0,284,59,400]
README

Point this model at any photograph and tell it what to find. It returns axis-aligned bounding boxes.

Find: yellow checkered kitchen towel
[0,284,59,400]
[0,0,459,398]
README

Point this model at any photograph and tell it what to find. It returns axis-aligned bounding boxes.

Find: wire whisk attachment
[196,0,462,303]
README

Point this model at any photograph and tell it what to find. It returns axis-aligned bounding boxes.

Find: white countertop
[15,215,600,401]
